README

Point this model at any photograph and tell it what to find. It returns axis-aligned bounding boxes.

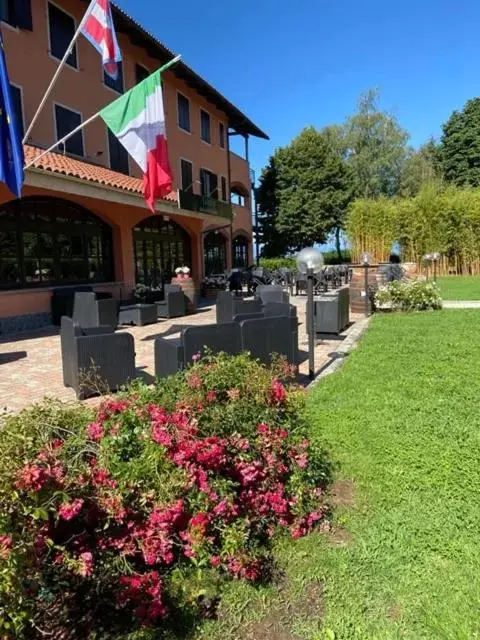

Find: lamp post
[296,247,324,380]
[432,252,441,282]
[362,252,373,317]
[423,254,432,280]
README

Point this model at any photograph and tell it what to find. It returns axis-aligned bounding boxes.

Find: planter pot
[203,288,220,301]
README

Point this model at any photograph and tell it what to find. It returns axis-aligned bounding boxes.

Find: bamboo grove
[347,185,480,275]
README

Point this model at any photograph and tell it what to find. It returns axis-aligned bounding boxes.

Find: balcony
[179,190,233,221]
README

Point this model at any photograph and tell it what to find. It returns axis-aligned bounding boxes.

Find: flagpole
[24,112,100,170]
[24,55,182,170]
[22,1,93,144]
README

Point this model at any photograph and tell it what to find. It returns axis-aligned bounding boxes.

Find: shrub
[322,249,352,265]
[259,256,297,271]
[375,279,442,312]
[0,354,331,638]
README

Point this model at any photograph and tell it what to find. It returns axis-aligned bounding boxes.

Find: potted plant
[132,283,163,304]
[175,266,191,280]
[201,274,227,300]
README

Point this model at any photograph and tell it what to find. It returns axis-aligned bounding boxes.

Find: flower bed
[375,279,442,312]
[0,353,331,638]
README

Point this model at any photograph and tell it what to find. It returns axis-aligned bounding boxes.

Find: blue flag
[0,31,24,198]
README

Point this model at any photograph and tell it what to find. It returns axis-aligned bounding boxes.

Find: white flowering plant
[175,266,190,275]
[375,280,442,312]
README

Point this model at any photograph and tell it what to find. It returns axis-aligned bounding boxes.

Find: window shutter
[15,0,32,30]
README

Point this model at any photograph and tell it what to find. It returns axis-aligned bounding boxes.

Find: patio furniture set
[60,286,301,399]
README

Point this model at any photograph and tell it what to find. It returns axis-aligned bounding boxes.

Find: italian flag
[100,70,173,212]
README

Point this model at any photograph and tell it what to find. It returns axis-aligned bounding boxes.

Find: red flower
[87,422,104,441]
[58,498,84,521]
[78,551,94,577]
[15,464,49,492]
[269,379,287,404]
[205,390,217,403]
[0,534,13,560]
[187,374,202,390]
[211,555,222,568]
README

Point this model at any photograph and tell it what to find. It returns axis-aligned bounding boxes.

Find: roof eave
[111,3,269,141]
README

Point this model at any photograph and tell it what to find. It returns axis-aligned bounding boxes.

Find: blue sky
[121,0,480,181]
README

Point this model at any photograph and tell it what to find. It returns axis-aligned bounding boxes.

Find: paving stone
[0,298,364,416]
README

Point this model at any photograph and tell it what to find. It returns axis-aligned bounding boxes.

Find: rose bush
[0,353,331,638]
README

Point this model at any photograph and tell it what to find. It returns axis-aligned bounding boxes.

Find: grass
[437,275,480,300]
[196,310,480,640]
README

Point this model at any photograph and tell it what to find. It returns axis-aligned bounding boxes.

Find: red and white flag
[81,0,123,80]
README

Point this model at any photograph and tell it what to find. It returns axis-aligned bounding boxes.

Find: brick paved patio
[0,297,363,416]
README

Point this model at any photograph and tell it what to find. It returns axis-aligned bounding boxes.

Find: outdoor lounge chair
[156,285,187,318]
[155,323,242,378]
[239,315,298,366]
[73,292,119,331]
[51,285,93,325]
[216,291,263,324]
[255,285,290,305]
[154,315,298,378]
[60,316,135,399]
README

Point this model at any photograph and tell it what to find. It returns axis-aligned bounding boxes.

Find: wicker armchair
[73,292,118,331]
[60,317,135,399]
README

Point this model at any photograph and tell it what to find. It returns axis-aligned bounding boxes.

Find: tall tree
[275,127,352,250]
[255,153,290,258]
[400,138,442,196]
[345,89,409,198]
[440,97,480,187]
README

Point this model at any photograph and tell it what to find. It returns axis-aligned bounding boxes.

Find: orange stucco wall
[0,182,205,319]
[0,0,257,321]
[4,0,253,236]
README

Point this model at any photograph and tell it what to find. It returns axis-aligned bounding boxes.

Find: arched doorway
[133,216,192,286]
[204,230,227,275]
[0,196,113,289]
[232,234,249,268]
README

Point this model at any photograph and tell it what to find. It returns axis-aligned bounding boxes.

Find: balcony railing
[179,190,233,220]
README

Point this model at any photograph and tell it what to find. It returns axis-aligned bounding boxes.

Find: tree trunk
[335,227,343,262]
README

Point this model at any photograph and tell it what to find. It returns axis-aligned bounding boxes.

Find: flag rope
[24,55,182,170]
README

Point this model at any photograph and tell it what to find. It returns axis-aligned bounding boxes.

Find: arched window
[232,235,249,268]
[0,196,113,290]
[230,183,249,208]
[133,217,192,287]
[204,231,227,275]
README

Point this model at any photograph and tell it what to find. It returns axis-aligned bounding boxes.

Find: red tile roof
[24,145,178,204]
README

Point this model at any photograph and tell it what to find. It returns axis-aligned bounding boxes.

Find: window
[134,217,192,287]
[0,0,14,25]
[0,196,114,289]
[55,104,84,157]
[10,85,24,140]
[219,122,225,148]
[221,176,227,202]
[104,61,124,93]
[108,129,129,174]
[136,64,150,84]
[48,3,77,68]
[177,93,190,132]
[200,168,218,200]
[1,0,32,29]
[180,159,193,193]
[200,109,211,143]
[231,185,248,207]
[233,235,249,268]
[204,231,226,275]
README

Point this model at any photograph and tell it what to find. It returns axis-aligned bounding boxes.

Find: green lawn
[197,311,480,640]
[437,275,480,300]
